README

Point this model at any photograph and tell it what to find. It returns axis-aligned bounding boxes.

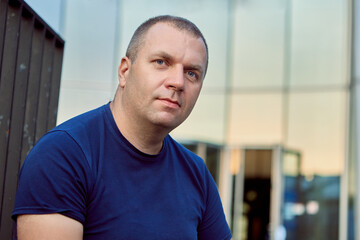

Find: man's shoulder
[27,104,111,172]
[166,136,206,169]
[54,103,109,133]
[33,103,110,159]
[166,136,198,156]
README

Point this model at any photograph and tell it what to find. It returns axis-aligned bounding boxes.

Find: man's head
[114,15,208,136]
[126,15,209,75]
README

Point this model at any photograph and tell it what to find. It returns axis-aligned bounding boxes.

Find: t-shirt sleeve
[12,130,91,224]
[197,168,232,240]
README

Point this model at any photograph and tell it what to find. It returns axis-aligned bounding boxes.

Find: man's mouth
[158,98,181,108]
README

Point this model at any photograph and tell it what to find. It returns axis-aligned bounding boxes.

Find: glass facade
[176,0,351,238]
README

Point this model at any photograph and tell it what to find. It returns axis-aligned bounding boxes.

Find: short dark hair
[126,15,209,74]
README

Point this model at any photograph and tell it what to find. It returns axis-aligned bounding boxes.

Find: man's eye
[187,71,197,79]
[156,59,165,65]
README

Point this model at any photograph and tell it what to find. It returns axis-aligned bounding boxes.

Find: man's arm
[17,213,83,240]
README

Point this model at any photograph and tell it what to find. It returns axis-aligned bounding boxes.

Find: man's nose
[166,66,185,91]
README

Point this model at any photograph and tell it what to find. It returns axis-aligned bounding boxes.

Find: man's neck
[109,101,168,155]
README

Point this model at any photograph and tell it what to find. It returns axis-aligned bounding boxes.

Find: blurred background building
[22,0,360,239]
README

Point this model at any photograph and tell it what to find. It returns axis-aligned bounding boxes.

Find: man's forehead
[144,23,206,55]
[145,22,185,39]
[145,22,204,46]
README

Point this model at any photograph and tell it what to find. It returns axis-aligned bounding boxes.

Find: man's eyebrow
[151,51,173,60]
[151,51,205,76]
[184,64,203,72]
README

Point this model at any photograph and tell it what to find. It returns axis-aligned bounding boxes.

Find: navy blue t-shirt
[12,103,232,239]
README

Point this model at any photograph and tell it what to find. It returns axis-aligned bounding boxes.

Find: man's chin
[152,118,183,131]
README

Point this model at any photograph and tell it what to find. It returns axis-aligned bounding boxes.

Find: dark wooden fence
[0,0,65,238]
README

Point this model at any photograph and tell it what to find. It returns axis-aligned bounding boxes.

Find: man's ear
[118,57,131,88]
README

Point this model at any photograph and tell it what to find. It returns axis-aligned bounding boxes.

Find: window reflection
[283,175,340,239]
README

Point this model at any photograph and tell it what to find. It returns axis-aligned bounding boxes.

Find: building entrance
[231,146,301,240]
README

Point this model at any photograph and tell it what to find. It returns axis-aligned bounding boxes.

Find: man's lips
[157,98,181,108]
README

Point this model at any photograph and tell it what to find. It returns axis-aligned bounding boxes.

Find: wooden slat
[0,0,8,74]
[20,21,45,166]
[47,41,64,131]
[34,31,55,143]
[0,9,34,239]
[0,1,21,221]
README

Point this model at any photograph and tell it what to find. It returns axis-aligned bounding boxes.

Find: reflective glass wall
[227,0,349,174]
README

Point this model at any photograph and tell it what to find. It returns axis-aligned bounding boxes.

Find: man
[12,15,232,239]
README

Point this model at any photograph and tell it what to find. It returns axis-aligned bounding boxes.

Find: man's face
[119,23,207,131]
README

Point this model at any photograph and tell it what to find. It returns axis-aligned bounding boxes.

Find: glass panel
[61,0,117,83]
[232,0,285,88]
[282,175,340,239]
[284,90,345,237]
[281,149,341,240]
[290,0,348,87]
[286,91,347,175]
[227,93,283,145]
[233,149,272,240]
